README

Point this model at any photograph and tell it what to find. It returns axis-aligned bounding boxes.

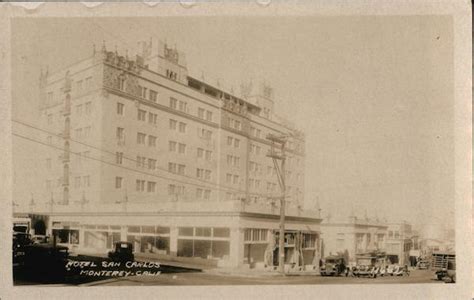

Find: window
[137,132,146,144]
[226,174,232,184]
[195,169,211,181]
[119,76,125,91]
[84,126,91,138]
[169,119,177,130]
[141,87,148,98]
[177,164,185,175]
[234,156,240,167]
[227,136,233,146]
[85,102,92,115]
[116,127,125,142]
[85,76,92,90]
[168,162,177,173]
[47,114,53,125]
[137,109,146,121]
[198,108,205,119]
[148,112,157,125]
[204,190,211,200]
[196,168,204,179]
[149,90,158,102]
[170,97,177,109]
[256,129,261,138]
[117,103,124,115]
[227,155,232,166]
[233,175,239,184]
[115,177,123,189]
[178,100,187,112]
[148,135,157,147]
[76,104,83,116]
[197,148,204,158]
[179,122,187,133]
[249,179,254,188]
[205,150,212,161]
[83,175,90,187]
[178,143,186,154]
[206,111,212,122]
[234,139,240,148]
[136,179,145,192]
[77,80,83,91]
[47,92,54,103]
[136,156,146,168]
[116,152,123,164]
[147,181,156,193]
[75,128,83,139]
[148,158,156,170]
[169,141,177,152]
[255,180,260,188]
[234,120,241,130]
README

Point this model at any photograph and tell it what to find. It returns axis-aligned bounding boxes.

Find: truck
[431,252,455,283]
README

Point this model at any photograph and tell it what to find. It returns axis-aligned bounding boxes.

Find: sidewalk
[204,266,321,278]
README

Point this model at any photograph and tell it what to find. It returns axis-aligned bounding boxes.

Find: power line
[12,121,286,200]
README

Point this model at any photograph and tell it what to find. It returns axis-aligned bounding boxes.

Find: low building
[320,215,388,265]
[385,222,413,265]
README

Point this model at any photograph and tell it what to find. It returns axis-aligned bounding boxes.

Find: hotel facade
[13,40,321,269]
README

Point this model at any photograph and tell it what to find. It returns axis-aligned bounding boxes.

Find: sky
[11,16,454,230]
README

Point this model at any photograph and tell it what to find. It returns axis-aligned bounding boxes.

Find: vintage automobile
[12,232,32,265]
[353,265,378,278]
[435,260,456,283]
[320,255,346,276]
[22,243,70,281]
[108,241,134,263]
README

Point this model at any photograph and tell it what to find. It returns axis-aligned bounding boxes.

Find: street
[82,269,441,286]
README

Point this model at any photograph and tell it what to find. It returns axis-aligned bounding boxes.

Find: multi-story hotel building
[13,40,321,269]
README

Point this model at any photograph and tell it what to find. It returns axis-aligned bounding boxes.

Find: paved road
[84,270,443,286]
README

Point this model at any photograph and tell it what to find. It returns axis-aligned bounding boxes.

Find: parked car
[320,255,346,276]
[108,241,134,263]
[31,235,49,244]
[22,243,70,281]
[435,260,456,283]
[13,232,32,265]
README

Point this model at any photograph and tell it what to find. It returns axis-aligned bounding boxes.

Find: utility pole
[266,133,288,274]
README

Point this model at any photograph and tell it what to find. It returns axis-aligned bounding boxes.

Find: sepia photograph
[0,2,471,299]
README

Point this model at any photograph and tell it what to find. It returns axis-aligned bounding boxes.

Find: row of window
[138,86,158,103]
[197,107,213,122]
[114,176,213,200]
[196,168,212,181]
[248,178,261,189]
[168,162,186,175]
[249,161,262,173]
[227,136,241,148]
[169,141,186,154]
[74,175,91,188]
[75,126,92,139]
[250,144,261,155]
[137,132,157,147]
[228,118,241,130]
[45,175,91,190]
[226,155,240,167]
[226,173,240,185]
[136,156,156,170]
[137,109,158,125]
[75,102,92,116]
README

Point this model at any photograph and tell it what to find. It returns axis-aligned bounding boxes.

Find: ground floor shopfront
[43,212,322,269]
